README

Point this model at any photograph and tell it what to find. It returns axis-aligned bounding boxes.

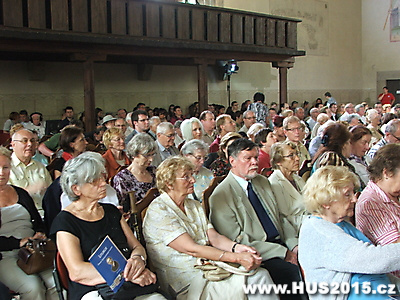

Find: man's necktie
[247,181,279,241]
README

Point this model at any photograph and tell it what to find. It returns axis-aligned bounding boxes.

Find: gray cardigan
[298,216,400,300]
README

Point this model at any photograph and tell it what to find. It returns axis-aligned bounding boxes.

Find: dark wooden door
[387,79,400,105]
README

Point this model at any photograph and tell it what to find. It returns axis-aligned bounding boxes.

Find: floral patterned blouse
[111,166,157,212]
[209,157,230,177]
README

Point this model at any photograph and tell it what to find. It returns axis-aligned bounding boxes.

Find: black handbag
[17,239,56,275]
[96,281,160,300]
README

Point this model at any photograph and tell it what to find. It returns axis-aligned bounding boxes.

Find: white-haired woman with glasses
[112,133,158,213]
[51,152,165,300]
[269,141,307,233]
[143,156,277,300]
[181,139,213,203]
[178,117,204,149]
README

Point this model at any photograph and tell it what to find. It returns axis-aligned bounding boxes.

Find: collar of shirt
[368,181,395,204]
[349,154,366,164]
[157,140,168,152]
[11,152,33,168]
[231,171,250,197]
[379,138,388,146]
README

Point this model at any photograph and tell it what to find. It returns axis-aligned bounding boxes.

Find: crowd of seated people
[3,89,400,299]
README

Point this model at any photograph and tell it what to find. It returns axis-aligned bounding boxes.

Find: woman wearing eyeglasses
[112,133,158,213]
[143,156,277,299]
[269,141,307,234]
[102,127,130,182]
[181,139,213,203]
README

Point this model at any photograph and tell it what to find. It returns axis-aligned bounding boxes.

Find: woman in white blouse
[143,156,277,300]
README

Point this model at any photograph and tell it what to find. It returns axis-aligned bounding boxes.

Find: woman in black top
[51,152,165,300]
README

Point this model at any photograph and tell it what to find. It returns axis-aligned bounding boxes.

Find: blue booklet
[89,235,127,292]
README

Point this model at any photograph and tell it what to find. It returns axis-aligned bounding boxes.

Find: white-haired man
[9,129,52,216]
[152,122,180,167]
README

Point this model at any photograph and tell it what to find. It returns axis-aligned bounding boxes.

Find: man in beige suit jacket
[209,138,304,300]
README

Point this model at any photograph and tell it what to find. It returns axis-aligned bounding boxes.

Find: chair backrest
[299,159,312,181]
[129,187,159,245]
[108,165,128,185]
[53,251,69,300]
[202,175,226,217]
[261,167,273,177]
[0,132,10,147]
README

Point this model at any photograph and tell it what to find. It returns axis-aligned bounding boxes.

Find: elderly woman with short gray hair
[51,152,165,300]
[112,133,158,212]
[269,141,307,233]
[181,139,213,202]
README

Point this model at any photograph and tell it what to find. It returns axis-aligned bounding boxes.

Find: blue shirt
[335,221,392,300]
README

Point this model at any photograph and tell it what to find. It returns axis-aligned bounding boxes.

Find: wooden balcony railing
[0,0,302,54]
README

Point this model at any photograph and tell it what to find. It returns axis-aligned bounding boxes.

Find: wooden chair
[261,167,273,177]
[53,251,69,300]
[129,187,159,246]
[108,165,128,185]
[299,159,312,182]
[0,131,10,147]
[202,175,226,217]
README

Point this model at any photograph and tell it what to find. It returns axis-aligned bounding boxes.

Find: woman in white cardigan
[269,141,308,233]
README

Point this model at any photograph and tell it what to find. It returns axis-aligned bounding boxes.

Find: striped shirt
[366,137,387,164]
[356,181,400,277]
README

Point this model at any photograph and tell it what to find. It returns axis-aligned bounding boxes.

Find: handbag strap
[213,260,257,276]
[197,258,257,276]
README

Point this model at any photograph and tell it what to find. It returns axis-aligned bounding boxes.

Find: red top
[209,136,221,153]
[379,92,395,105]
[257,149,272,176]
[102,149,131,181]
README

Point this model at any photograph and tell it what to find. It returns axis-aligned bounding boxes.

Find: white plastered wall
[0,0,398,124]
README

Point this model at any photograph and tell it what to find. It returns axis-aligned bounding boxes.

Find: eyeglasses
[286,127,304,132]
[190,154,206,161]
[176,174,195,182]
[13,138,38,144]
[115,124,126,127]
[90,174,107,185]
[282,152,300,159]
[111,137,124,142]
[391,133,400,142]
[141,153,156,159]
[161,133,175,138]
